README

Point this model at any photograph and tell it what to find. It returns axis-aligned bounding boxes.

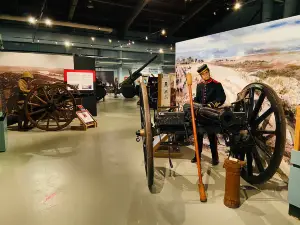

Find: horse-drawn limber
[135,73,286,196]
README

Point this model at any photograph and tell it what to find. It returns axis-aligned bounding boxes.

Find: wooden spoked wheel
[234,83,286,184]
[24,84,76,131]
[139,82,154,191]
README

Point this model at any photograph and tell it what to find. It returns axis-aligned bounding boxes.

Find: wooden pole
[294,106,300,151]
[186,73,207,202]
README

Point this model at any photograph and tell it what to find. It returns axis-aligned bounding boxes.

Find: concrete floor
[0,96,298,225]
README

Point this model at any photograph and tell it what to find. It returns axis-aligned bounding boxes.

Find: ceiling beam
[68,0,79,20]
[92,0,181,17]
[123,0,152,33]
[168,0,212,36]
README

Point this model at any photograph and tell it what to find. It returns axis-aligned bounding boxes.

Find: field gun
[120,55,158,98]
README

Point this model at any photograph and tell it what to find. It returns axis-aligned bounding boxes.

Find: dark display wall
[96,71,114,86]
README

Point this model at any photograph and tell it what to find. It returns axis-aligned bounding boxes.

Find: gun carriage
[6,81,80,131]
[23,82,79,131]
[136,80,286,193]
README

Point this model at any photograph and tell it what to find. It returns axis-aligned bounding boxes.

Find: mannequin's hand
[207,102,214,108]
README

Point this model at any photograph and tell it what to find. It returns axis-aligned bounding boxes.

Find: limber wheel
[25,84,76,131]
[139,82,154,191]
[235,83,286,184]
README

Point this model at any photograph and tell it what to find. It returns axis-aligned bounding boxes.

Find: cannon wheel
[139,82,154,191]
[235,83,286,184]
[24,84,76,131]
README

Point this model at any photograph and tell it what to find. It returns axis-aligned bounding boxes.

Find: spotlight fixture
[64,41,71,47]
[28,17,36,24]
[214,12,216,15]
[227,7,230,10]
[145,36,148,40]
[161,29,166,36]
[109,39,112,43]
[45,18,52,26]
[159,48,164,54]
[120,45,123,48]
[234,2,241,10]
[91,37,95,41]
[132,41,135,44]
[37,40,40,43]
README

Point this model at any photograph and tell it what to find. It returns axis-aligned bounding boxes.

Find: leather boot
[191,156,201,163]
[208,133,219,166]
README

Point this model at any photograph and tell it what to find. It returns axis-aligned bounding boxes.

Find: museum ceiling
[0,0,239,42]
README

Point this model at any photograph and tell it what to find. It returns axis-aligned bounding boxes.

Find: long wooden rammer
[186,73,207,202]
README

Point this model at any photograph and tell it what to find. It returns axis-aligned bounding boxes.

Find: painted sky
[176,15,300,61]
[0,52,74,69]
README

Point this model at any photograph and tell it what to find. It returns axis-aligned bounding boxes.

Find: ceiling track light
[64,41,71,47]
[234,2,241,10]
[45,18,52,26]
[28,16,37,24]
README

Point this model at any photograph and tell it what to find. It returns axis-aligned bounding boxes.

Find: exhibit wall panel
[176,15,300,165]
[0,51,73,114]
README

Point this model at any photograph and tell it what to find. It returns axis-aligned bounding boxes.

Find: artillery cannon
[8,82,79,131]
[136,80,286,192]
[120,55,158,98]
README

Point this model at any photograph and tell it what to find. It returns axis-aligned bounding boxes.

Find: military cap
[22,71,33,79]
[197,64,209,74]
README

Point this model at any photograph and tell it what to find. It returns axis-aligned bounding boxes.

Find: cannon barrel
[120,54,158,98]
[120,55,158,86]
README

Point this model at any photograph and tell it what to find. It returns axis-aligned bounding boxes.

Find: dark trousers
[18,107,29,129]
[196,133,218,160]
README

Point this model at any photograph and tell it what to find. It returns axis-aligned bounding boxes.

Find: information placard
[76,110,95,124]
[158,74,171,107]
[64,70,95,91]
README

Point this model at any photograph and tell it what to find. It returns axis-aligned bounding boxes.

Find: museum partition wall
[0,52,98,116]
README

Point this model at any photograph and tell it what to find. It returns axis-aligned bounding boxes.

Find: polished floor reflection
[0,96,297,225]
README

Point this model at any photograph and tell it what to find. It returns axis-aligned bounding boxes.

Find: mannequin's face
[200,70,210,81]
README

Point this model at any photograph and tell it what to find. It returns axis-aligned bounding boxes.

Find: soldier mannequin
[113,77,119,98]
[191,64,226,165]
[18,71,34,131]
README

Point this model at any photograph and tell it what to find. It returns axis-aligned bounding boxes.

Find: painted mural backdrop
[0,52,73,114]
[176,15,300,164]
